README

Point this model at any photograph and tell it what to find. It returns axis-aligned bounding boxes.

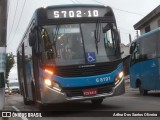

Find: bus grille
[55,60,122,77]
[63,84,113,97]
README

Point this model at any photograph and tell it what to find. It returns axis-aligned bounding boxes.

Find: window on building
[145,25,151,33]
[158,19,160,27]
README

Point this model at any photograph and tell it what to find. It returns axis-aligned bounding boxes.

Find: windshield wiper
[53,24,60,42]
[94,20,102,54]
[52,24,60,57]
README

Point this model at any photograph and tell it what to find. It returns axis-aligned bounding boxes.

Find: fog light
[118,71,124,79]
[44,79,52,86]
[115,71,124,85]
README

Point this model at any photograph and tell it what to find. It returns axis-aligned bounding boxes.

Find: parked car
[5,87,9,94]
[8,80,20,95]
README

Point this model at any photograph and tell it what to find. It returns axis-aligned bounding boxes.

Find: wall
[140,15,160,35]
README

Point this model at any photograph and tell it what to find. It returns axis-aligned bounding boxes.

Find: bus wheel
[22,86,32,105]
[139,85,148,96]
[91,99,103,105]
[23,96,31,105]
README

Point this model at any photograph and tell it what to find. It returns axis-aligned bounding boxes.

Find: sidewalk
[124,75,130,86]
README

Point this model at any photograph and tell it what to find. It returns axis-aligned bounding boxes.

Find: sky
[6,0,160,79]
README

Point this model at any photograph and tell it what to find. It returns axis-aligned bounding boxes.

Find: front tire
[91,99,103,105]
[22,85,32,105]
[23,97,31,105]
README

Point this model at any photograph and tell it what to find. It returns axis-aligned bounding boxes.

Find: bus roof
[46,4,106,8]
[17,4,115,52]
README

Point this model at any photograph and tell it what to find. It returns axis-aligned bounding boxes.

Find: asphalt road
[2,80,160,120]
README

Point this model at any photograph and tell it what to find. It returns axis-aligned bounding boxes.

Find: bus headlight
[115,71,124,85]
[44,78,61,92]
[44,79,52,87]
[118,71,124,79]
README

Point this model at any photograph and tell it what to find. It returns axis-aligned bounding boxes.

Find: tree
[6,53,15,79]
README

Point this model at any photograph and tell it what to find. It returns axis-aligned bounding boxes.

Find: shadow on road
[36,101,123,117]
[129,91,160,98]
[39,101,121,111]
[146,92,160,97]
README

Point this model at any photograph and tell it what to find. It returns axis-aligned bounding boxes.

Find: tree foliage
[6,53,15,79]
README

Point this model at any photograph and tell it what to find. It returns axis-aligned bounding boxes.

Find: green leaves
[6,53,15,79]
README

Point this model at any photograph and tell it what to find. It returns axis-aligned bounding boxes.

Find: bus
[129,28,160,95]
[17,4,125,107]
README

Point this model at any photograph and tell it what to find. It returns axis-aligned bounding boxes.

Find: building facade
[134,5,160,35]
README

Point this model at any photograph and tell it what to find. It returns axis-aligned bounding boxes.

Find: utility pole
[0,0,8,110]
[129,34,132,43]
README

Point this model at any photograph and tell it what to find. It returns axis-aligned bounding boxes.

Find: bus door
[130,42,141,88]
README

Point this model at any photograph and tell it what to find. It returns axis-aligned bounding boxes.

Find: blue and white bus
[17,4,125,107]
[130,28,160,95]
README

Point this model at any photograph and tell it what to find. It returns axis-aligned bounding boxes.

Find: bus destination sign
[47,7,107,19]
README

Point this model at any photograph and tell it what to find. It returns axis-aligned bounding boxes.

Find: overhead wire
[92,0,140,43]
[7,0,19,44]
[92,0,103,5]
[118,27,135,32]
[70,0,81,4]
[92,0,144,16]
[8,0,79,46]
[74,0,81,4]
[113,7,144,16]
[70,0,77,4]
[7,0,27,46]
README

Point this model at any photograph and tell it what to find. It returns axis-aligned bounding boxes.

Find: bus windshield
[9,82,19,87]
[40,23,120,66]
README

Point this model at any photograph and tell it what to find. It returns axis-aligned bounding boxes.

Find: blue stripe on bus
[52,63,123,88]
[130,58,160,90]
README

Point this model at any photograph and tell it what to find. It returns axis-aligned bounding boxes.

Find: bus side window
[103,23,116,49]
[134,43,140,59]
[130,42,136,54]
[141,36,156,59]
[104,29,113,47]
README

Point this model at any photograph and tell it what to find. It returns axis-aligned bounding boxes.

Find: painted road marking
[12,106,28,120]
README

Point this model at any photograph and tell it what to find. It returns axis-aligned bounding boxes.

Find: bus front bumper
[41,78,125,104]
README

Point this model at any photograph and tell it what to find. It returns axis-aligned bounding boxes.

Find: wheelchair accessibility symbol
[86,52,96,63]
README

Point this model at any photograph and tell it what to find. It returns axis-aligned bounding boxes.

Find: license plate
[83,89,97,96]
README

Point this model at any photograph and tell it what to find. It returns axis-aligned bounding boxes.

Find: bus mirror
[103,23,113,33]
[29,33,35,46]
[121,51,124,54]
[130,42,135,54]
[130,47,133,54]
[103,23,116,33]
